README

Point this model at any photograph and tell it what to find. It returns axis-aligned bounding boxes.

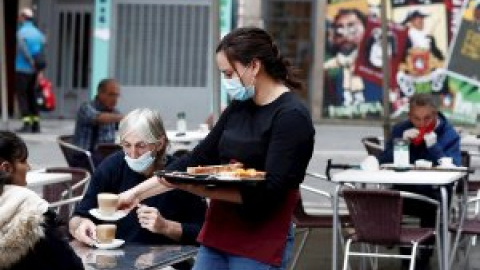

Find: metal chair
[57,135,95,173]
[95,142,122,163]
[289,173,350,270]
[361,136,384,159]
[459,150,480,193]
[342,189,441,270]
[42,167,91,221]
[449,191,480,269]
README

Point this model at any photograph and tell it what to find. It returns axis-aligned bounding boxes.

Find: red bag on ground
[36,76,56,111]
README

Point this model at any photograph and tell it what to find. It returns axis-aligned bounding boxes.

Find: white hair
[118,108,167,144]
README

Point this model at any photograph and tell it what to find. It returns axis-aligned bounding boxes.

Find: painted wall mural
[323,0,480,124]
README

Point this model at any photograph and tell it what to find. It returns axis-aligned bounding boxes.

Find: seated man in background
[378,93,460,270]
[73,78,123,165]
[379,93,460,166]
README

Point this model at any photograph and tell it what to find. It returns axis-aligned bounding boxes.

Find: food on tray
[187,162,244,175]
[187,163,265,179]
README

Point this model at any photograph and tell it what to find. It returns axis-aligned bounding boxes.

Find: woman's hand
[72,218,97,246]
[118,188,140,212]
[158,177,176,188]
[158,177,192,191]
[137,204,168,234]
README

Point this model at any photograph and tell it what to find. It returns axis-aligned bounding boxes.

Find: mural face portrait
[409,16,425,30]
[332,9,366,54]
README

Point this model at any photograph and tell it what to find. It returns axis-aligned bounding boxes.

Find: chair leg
[288,228,309,270]
[342,239,352,270]
[456,235,475,269]
[435,228,444,270]
[368,245,379,270]
[449,230,463,269]
[409,242,419,270]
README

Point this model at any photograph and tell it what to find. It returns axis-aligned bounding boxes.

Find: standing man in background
[73,78,123,164]
[15,8,46,133]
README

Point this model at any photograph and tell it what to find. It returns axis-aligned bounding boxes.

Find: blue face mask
[222,77,255,101]
[124,151,155,173]
[222,65,255,101]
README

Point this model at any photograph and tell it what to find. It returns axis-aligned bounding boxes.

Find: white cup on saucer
[438,157,455,168]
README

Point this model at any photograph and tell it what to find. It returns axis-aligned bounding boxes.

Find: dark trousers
[15,72,39,117]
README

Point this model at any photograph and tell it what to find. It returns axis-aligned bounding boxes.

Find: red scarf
[411,121,435,146]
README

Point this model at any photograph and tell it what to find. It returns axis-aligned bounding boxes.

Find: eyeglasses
[120,141,154,152]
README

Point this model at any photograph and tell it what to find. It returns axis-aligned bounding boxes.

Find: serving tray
[155,170,265,187]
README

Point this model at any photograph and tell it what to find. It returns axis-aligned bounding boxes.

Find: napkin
[360,155,380,171]
[415,159,432,168]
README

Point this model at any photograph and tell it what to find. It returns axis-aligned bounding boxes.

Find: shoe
[16,123,32,133]
[31,121,40,133]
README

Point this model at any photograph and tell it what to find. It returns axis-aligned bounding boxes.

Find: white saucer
[94,239,125,250]
[89,209,128,221]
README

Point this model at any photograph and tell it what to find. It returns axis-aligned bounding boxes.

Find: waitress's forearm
[133,177,171,201]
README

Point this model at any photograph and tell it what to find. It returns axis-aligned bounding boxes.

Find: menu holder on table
[155,170,265,187]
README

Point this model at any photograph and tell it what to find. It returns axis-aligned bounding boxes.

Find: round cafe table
[166,129,209,156]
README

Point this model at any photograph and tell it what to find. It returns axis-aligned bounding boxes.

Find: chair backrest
[293,183,350,228]
[343,189,402,245]
[293,194,334,229]
[57,135,95,173]
[42,167,91,221]
[95,143,122,163]
[361,137,384,158]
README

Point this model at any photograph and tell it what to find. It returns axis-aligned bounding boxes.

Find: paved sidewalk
[1,119,75,169]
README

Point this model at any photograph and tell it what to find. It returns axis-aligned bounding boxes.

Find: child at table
[0,131,83,270]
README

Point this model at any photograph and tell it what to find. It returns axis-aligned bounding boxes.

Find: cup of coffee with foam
[96,224,117,244]
[97,193,119,216]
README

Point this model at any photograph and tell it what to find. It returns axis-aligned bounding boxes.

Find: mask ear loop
[248,62,257,88]
[238,63,253,87]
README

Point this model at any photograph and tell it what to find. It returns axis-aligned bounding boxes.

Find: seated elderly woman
[69,108,207,248]
[0,131,83,270]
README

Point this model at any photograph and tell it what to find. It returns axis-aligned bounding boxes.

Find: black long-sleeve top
[73,152,207,244]
[167,92,315,265]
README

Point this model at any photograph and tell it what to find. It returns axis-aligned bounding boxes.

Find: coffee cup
[96,224,116,244]
[438,157,454,168]
[97,193,119,216]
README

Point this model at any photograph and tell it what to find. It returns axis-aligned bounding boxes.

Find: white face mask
[124,151,155,173]
[222,65,255,101]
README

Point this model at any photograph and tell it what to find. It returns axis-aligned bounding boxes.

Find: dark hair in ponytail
[216,27,304,92]
[0,131,28,194]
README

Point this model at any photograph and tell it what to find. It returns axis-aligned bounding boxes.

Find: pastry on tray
[186,162,244,175]
[186,163,265,179]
